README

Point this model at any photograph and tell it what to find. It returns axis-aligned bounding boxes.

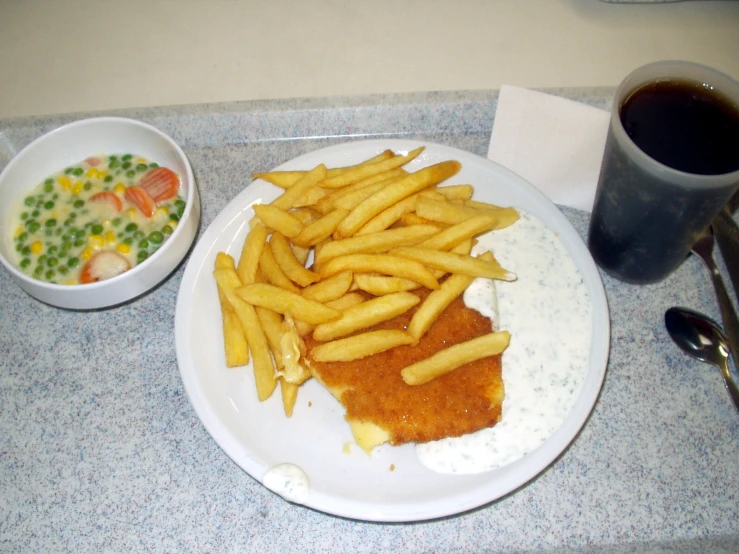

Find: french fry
[280,378,299,417]
[213,268,277,400]
[335,161,461,238]
[269,232,320,287]
[253,204,304,238]
[293,186,327,208]
[292,292,365,337]
[236,223,269,286]
[315,169,406,214]
[312,291,421,342]
[353,273,420,295]
[436,184,474,201]
[354,193,420,235]
[270,164,327,211]
[255,306,285,368]
[401,331,511,386]
[318,253,440,290]
[301,270,353,302]
[417,214,498,251]
[315,224,440,264]
[236,283,341,325]
[292,208,349,247]
[417,196,520,228]
[311,330,415,362]
[332,181,391,211]
[321,147,424,189]
[214,253,249,366]
[259,243,301,293]
[406,273,476,341]
[390,246,516,281]
[400,213,442,227]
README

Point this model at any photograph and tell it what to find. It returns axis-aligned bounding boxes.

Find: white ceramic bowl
[0,117,199,309]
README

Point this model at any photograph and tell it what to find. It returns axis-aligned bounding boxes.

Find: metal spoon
[665,306,739,413]
[691,227,739,359]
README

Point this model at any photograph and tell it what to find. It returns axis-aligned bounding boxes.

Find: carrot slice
[140,167,180,203]
[79,251,131,284]
[89,191,123,212]
[125,186,155,217]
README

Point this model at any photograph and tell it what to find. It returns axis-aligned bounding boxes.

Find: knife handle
[712,208,739,297]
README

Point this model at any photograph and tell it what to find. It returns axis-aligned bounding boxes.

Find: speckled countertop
[1,90,738,553]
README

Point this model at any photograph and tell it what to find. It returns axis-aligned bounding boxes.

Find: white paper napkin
[487,85,611,212]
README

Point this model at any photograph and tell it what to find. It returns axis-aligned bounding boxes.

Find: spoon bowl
[665,306,739,412]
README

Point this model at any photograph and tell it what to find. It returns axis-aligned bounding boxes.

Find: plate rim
[175,138,610,522]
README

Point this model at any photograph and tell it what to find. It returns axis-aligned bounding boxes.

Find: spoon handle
[712,208,739,295]
[718,358,739,413]
[705,258,739,364]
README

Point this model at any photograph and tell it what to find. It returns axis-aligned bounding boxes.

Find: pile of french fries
[213,147,517,417]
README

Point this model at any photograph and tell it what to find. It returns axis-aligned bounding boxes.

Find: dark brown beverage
[620,80,739,175]
[588,63,739,285]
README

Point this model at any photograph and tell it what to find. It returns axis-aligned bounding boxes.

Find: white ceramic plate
[175,139,609,522]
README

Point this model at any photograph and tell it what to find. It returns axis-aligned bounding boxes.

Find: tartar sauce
[262,463,310,503]
[416,210,592,474]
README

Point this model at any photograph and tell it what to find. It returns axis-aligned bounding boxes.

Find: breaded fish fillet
[304,289,504,452]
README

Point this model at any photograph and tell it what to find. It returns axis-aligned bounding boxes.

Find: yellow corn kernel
[155,207,169,219]
[116,243,131,254]
[126,208,137,218]
[168,219,178,230]
[65,279,76,286]
[104,231,116,244]
[31,241,43,254]
[135,157,147,164]
[58,175,72,190]
[102,219,111,228]
[114,183,126,195]
[72,181,84,195]
[88,234,104,248]
[86,168,100,179]
[80,246,94,261]
[14,225,24,238]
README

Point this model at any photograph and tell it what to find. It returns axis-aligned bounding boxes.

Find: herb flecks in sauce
[11,155,184,285]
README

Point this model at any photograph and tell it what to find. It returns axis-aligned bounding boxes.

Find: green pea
[138,239,149,249]
[117,232,125,239]
[20,258,31,269]
[174,199,186,208]
[64,167,73,175]
[17,232,28,242]
[43,201,54,210]
[48,245,58,255]
[58,265,69,276]
[63,219,74,227]
[124,237,133,245]
[38,255,47,265]
[74,239,85,247]
[43,182,54,193]
[162,225,173,236]
[20,212,28,221]
[83,222,93,229]
[24,196,34,207]
[44,178,54,186]
[75,229,86,239]
[91,224,104,235]
[121,161,131,170]
[83,182,92,191]
[104,175,113,182]
[52,193,59,200]
[133,230,145,240]
[137,250,148,263]
[28,221,41,233]
[15,243,23,252]
[149,231,164,244]
[45,219,57,228]
[69,212,77,219]
[58,250,67,259]
[109,158,120,169]
[122,154,132,161]
[169,213,180,222]
[125,223,138,233]
[45,269,55,280]
[44,229,52,237]
[112,218,122,227]
[62,241,72,251]
[21,246,31,256]
[72,167,84,176]
[73,199,84,209]
[136,163,148,172]
[126,169,135,178]
[149,162,158,169]
[67,257,79,268]
[32,209,40,217]
[177,205,185,218]
[47,257,58,268]
[34,266,44,276]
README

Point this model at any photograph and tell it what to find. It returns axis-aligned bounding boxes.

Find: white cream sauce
[415,210,592,474]
[262,463,310,503]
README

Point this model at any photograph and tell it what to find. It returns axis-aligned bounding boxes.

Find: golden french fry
[318,253,440,290]
[253,204,304,238]
[321,147,424,189]
[312,291,420,342]
[315,224,440,263]
[292,208,349,247]
[213,268,277,400]
[289,207,322,226]
[214,253,249,367]
[302,270,353,302]
[270,164,327,211]
[335,161,461,238]
[255,306,285,368]
[333,181,390,211]
[406,273,476,341]
[292,243,310,265]
[291,292,365,337]
[417,214,498,251]
[293,186,327,208]
[400,213,442,227]
[270,232,320,287]
[311,330,415,362]
[354,192,420,235]
[236,223,269,286]
[236,283,341,325]
[451,238,475,255]
[259,243,301,293]
[401,331,510,386]
[417,196,520,228]
[353,273,420,295]
[436,184,474,201]
[391,246,516,281]
[280,378,299,417]
[314,170,405,214]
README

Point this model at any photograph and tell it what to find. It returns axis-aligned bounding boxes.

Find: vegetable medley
[11,154,184,284]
